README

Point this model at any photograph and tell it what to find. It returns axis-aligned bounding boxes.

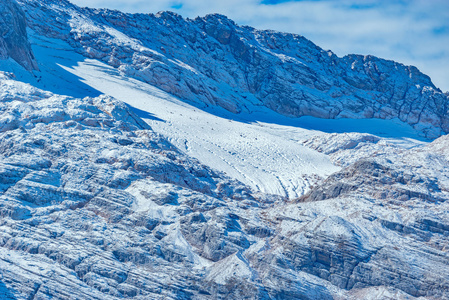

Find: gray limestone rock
[0,0,38,71]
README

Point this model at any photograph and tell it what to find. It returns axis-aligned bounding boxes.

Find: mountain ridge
[14,0,449,138]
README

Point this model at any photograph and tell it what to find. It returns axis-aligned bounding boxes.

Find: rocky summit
[0,0,448,299]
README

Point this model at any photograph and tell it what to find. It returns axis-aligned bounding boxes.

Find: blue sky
[70,0,449,92]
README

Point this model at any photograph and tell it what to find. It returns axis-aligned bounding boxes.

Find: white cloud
[70,0,449,91]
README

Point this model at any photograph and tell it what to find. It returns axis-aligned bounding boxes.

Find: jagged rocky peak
[342,54,436,86]
[198,14,239,44]
[0,0,38,71]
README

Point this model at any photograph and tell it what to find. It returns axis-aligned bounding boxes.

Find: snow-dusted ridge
[1,0,449,299]
[14,0,449,138]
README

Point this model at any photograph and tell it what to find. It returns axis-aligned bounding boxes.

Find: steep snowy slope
[62,58,341,198]
[0,29,340,198]
[15,0,449,138]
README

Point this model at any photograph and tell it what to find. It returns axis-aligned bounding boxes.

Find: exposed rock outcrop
[0,0,38,71]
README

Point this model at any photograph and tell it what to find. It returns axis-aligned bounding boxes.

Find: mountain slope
[0,74,266,299]
[59,57,341,198]
[1,71,449,299]
[1,0,449,299]
[15,0,449,138]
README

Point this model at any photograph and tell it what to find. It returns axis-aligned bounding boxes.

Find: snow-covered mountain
[1,0,449,299]
[12,0,449,138]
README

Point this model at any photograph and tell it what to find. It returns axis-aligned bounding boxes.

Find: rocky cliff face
[0,0,38,71]
[18,0,449,138]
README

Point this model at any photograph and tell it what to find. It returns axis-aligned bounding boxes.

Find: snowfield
[64,57,432,199]
[61,58,340,198]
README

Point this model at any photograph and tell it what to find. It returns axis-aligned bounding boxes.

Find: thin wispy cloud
[70,0,449,91]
